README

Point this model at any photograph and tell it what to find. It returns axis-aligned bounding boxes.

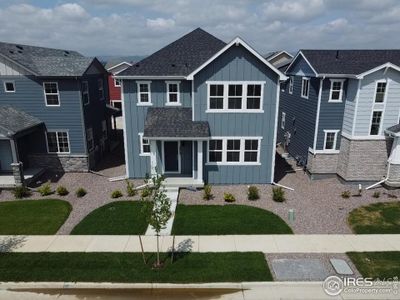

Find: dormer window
[137,81,152,106]
[329,79,344,102]
[166,81,181,106]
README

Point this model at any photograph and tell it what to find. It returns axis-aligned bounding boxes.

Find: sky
[0,0,399,57]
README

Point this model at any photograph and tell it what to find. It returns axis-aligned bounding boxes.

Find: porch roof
[0,106,43,138]
[144,107,209,139]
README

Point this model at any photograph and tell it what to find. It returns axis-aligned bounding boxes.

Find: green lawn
[348,201,400,234]
[347,252,400,279]
[0,252,272,283]
[172,204,293,235]
[0,199,71,235]
[71,201,150,235]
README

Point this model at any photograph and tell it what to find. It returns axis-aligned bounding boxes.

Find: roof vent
[336,50,340,59]
[171,63,176,67]
[17,50,23,54]
[16,45,23,50]
[135,64,140,67]
[9,50,14,54]
[64,51,70,56]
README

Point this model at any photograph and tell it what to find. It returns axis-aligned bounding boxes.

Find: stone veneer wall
[307,151,339,174]
[386,163,400,187]
[336,136,391,181]
[28,154,89,172]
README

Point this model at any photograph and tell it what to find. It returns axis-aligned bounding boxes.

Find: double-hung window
[301,77,310,99]
[370,111,383,135]
[375,82,387,103]
[288,76,294,94]
[166,81,180,105]
[82,81,89,105]
[208,137,261,164]
[226,139,240,162]
[139,133,150,155]
[329,80,344,102]
[208,139,223,162]
[228,84,242,109]
[46,131,70,153]
[137,81,151,105]
[244,140,259,162]
[98,79,104,100]
[246,84,261,109]
[323,130,339,150]
[44,82,60,106]
[209,84,224,109]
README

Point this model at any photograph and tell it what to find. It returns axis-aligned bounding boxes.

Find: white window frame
[98,78,104,101]
[328,79,345,102]
[206,81,265,113]
[82,81,90,105]
[138,132,150,156]
[86,128,94,152]
[137,81,152,106]
[45,130,70,154]
[323,129,340,151]
[165,81,181,106]
[101,120,107,139]
[301,77,310,99]
[289,76,294,94]
[4,80,15,93]
[281,112,286,130]
[114,78,122,87]
[43,82,60,106]
[369,110,383,136]
[374,80,387,103]
[206,136,262,165]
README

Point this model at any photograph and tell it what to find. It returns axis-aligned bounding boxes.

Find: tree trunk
[139,235,146,264]
[156,234,160,266]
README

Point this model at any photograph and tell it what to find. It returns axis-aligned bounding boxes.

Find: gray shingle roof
[0,106,43,138]
[119,28,226,77]
[0,41,94,76]
[301,50,400,75]
[144,107,209,138]
[386,124,400,134]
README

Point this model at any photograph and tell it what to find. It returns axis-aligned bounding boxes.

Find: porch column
[150,140,157,176]
[197,140,203,181]
[10,139,19,163]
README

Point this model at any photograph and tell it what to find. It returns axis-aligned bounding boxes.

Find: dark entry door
[164,141,179,173]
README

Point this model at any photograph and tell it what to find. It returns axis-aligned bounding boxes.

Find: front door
[163,141,180,173]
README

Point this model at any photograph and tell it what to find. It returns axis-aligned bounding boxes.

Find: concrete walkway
[1,234,400,253]
[145,187,179,236]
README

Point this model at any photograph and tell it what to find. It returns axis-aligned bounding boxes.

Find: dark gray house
[278,50,400,187]
[116,28,286,186]
[0,41,111,186]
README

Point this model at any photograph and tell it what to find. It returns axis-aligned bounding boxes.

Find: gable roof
[265,50,293,61]
[287,50,400,78]
[105,61,132,71]
[0,106,43,138]
[0,41,96,77]
[119,28,226,77]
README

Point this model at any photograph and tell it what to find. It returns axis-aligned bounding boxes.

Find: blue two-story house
[278,50,400,187]
[116,28,286,186]
[0,41,111,186]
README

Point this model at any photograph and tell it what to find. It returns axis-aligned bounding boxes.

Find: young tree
[141,174,171,268]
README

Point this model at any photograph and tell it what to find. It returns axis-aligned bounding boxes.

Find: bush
[372,191,380,198]
[224,193,236,203]
[38,182,53,196]
[56,185,69,196]
[141,187,151,198]
[12,186,31,199]
[75,187,87,198]
[272,187,285,202]
[203,184,213,200]
[248,186,260,200]
[341,190,351,199]
[126,180,137,197]
[111,189,123,199]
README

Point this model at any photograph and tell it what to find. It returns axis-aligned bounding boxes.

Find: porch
[0,167,45,188]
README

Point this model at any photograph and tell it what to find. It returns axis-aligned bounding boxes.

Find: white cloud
[262,0,325,22]
[146,18,175,30]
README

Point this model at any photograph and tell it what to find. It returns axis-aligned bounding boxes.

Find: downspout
[272,181,294,191]
[312,76,325,151]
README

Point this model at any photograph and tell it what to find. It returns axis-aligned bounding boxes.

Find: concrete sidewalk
[1,234,399,253]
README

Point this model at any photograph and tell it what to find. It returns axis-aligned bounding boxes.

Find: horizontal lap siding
[342,79,359,135]
[194,45,278,184]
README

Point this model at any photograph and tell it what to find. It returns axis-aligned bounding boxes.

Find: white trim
[145,136,208,141]
[341,131,386,140]
[206,81,265,113]
[357,62,400,79]
[285,51,318,76]
[186,37,287,81]
[328,79,345,102]
[107,61,132,72]
[301,77,310,99]
[369,109,384,136]
[82,80,90,105]
[313,78,324,150]
[308,147,340,155]
[271,77,281,182]
[3,80,15,93]
[115,75,186,80]
[266,50,294,62]
[323,129,340,151]
[43,82,60,107]
[281,112,286,130]
[121,80,130,177]
[165,81,181,106]
[191,80,195,120]
[373,79,388,103]
[136,81,152,105]
[162,140,181,174]
[138,132,151,156]
[45,130,70,154]
[351,79,362,135]
[197,140,203,180]
[206,136,262,166]
[288,76,294,94]
[114,78,122,87]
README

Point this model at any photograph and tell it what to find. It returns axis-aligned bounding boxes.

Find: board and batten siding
[193,44,279,184]
[354,69,400,136]
[123,79,192,178]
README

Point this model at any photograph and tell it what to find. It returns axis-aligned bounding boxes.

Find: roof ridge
[0,40,82,56]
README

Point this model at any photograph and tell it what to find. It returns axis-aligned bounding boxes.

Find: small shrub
[341,190,351,199]
[141,187,151,198]
[126,180,137,197]
[248,186,260,200]
[37,182,53,196]
[56,185,69,196]
[372,191,380,198]
[12,186,31,199]
[203,184,213,200]
[111,189,123,199]
[75,187,87,198]
[224,193,236,203]
[272,187,285,202]
[387,193,398,199]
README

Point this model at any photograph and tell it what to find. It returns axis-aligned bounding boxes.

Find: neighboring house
[0,41,111,186]
[105,61,132,110]
[265,51,293,66]
[277,50,400,187]
[116,28,286,186]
